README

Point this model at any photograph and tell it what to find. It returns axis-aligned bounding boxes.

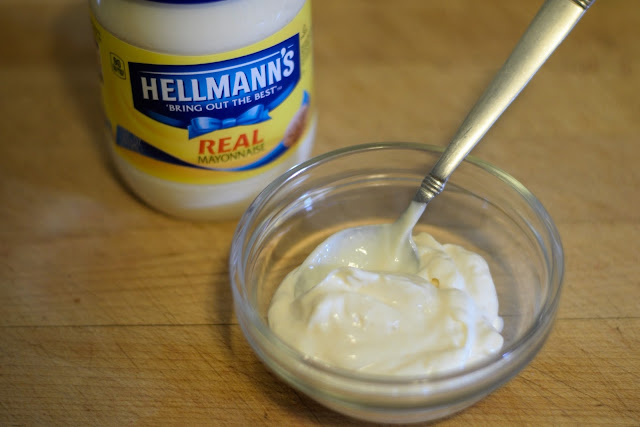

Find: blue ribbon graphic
[186,82,296,139]
[188,104,271,139]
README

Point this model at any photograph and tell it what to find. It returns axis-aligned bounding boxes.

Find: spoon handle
[415,0,595,204]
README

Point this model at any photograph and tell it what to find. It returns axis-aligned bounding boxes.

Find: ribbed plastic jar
[90,0,315,219]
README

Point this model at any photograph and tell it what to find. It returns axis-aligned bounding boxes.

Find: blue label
[128,35,300,139]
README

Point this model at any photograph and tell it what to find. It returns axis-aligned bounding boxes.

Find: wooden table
[1,0,638,424]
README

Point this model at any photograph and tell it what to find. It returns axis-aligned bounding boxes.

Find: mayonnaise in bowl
[268,230,504,376]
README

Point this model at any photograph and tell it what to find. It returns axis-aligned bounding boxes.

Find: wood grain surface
[1,0,638,425]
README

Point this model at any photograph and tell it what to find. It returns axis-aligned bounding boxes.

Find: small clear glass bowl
[229,143,563,424]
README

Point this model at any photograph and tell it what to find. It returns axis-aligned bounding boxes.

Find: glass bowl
[229,142,563,423]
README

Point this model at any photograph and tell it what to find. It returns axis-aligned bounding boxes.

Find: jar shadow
[53,2,109,169]
[52,2,142,205]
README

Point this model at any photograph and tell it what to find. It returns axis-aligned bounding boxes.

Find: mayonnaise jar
[89,0,316,219]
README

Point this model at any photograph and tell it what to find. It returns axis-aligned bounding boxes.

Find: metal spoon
[296,0,595,288]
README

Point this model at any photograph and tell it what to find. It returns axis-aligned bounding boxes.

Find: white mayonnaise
[268,229,504,376]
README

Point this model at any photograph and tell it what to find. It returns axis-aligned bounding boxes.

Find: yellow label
[91,3,314,184]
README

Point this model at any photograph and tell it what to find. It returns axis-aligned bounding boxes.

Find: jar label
[91,2,314,184]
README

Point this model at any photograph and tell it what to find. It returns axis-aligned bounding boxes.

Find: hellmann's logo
[129,34,301,139]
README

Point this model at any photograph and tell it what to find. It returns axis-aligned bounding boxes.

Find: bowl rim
[230,141,564,402]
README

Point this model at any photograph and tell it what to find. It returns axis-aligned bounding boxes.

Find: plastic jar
[89,0,316,220]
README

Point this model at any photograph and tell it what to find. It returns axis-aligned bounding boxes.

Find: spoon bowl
[293,201,426,292]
